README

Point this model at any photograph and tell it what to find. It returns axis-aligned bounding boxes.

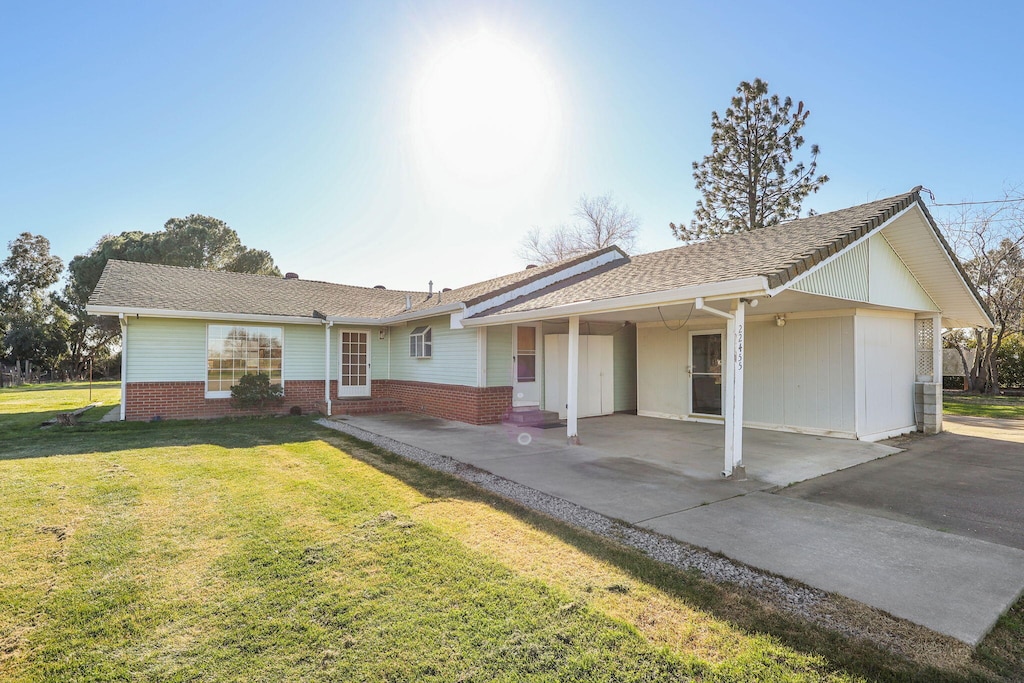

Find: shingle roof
[474,189,924,317]
[87,246,626,320]
[89,260,425,319]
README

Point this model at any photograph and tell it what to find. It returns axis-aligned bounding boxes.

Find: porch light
[776,315,786,327]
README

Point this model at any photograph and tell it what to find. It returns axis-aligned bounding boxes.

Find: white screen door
[338,330,371,397]
[690,332,723,416]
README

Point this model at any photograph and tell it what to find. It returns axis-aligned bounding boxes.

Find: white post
[729,301,745,479]
[324,322,333,416]
[119,313,127,421]
[567,315,581,445]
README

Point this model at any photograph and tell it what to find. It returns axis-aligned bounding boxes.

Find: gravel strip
[316,417,960,656]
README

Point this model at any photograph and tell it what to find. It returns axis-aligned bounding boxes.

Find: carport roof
[469,188,992,326]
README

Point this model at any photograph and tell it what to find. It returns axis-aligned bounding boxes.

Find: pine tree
[672,78,829,241]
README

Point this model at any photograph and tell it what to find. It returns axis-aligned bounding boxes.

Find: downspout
[119,313,127,421]
[324,321,334,416]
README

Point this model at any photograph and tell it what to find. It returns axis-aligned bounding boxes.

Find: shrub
[230,373,284,411]
[289,405,302,416]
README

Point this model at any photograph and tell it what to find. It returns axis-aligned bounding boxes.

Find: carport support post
[567,315,581,445]
[724,300,745,479]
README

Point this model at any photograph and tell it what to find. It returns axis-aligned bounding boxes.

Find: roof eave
[85,305,325,326]
[461,276,770,326]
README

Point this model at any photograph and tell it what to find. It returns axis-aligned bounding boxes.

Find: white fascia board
[463,249,627,318]
[86,305,325,326]
[766,204,916,297]
[460,276,768,326]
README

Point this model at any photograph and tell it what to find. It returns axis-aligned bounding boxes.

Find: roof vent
[525,264,538,269]
[373,285,386,289]
[442,287,452,292]
[284,272,299,279]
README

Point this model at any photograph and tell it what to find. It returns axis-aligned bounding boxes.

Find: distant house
[87,188,991,477]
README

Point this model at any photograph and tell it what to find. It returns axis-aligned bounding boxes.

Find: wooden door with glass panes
[338,330,371,397]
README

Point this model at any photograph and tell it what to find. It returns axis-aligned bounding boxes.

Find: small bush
[289,405,303,416]
[230,373,284,411]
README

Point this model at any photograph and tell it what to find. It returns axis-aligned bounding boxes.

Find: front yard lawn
[1,385,1021,681]
[943,392,1024,420]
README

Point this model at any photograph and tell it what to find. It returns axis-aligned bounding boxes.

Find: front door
[690,331,723,416]
[338,329,371,398]
[513,325,541,406]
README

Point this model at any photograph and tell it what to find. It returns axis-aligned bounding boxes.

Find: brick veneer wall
[371,379,512,425]
[124,378,512,425]
[124,380,327,421]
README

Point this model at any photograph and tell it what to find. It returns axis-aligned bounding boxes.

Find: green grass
[0,380,120,434]
[0,386,1021,681]
[943,392,1024,420]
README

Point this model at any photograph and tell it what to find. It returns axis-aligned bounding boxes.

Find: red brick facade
[370,379,512,425]
[124,380,326,421]
[124,378,513,425]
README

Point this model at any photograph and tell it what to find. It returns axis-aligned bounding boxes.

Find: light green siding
[389,315,479,386]
[125,317,206,382]
[613,324,637,412]
[486,325,513,387]
[286,324,329,380]
[125,317,326,383]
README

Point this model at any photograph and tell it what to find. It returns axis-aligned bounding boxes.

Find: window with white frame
[207,325,283,397]
[409,326,432,358]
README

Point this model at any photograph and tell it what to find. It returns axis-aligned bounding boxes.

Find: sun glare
[412,30,560,187]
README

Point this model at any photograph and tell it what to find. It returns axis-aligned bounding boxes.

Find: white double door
[543,334,614,419]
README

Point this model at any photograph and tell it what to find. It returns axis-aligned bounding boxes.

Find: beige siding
[636,325,688,417]
[744,317,856,435]
[389,315,478,386]
[126,317,325,384]
[792,240,869,300]
[485,325,513,387]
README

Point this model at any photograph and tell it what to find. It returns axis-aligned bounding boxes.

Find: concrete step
[331,397,403,416]
[503,407,562,427]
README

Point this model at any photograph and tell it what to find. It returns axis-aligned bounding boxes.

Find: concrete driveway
[328,412,1024,645]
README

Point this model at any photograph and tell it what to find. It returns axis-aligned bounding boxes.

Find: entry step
[503,407,563,428]
[330,397,403,416]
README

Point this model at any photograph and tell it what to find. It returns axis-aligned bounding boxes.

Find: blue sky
[2,1,1021,291]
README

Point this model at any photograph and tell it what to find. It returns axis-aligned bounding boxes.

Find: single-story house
[87,187,991,477]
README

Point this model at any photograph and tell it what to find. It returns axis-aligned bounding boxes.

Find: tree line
[0,216,279,383]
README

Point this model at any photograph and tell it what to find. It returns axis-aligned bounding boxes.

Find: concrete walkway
[328,412,1024,645]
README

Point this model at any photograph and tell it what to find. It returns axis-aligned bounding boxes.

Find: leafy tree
[4,294,71,372]
[672,78,829,241]
[0,233,63,314]
[519,193,639,264]
[62,215,281,377]
[942,189,1024,393]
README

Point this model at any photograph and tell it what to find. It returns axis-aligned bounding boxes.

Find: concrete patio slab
[328,411,1024,644]
[642,492,1024,645]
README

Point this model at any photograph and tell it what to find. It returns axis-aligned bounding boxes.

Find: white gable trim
[461,276,768,326]
[462,249,626,318]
